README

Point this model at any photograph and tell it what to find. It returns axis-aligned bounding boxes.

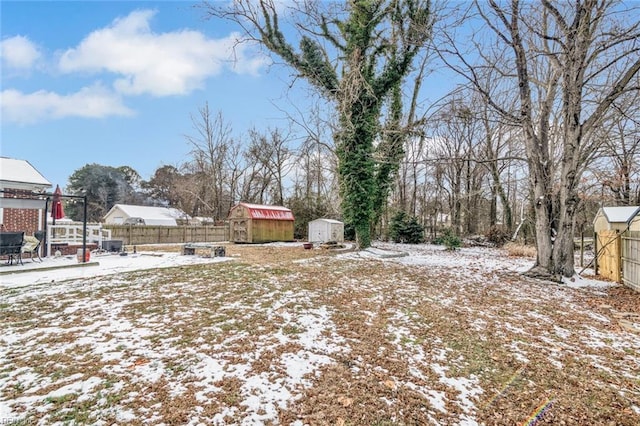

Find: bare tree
[467,73,525,233]
[244,128,294,205]
[184,104,238,220]
[592,90,640,205]
[224,139,246,212]
[439,0,640,280]
[431,102,468,234]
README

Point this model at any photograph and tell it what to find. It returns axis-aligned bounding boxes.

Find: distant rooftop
[0,157,52,189]
[112,204,189,219]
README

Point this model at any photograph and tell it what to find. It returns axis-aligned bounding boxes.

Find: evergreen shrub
[432,228,462,251]
[389,211,425,244]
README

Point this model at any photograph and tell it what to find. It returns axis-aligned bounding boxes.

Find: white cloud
[0,35,41,69]
[1,84,133,125]
[58,9,268,97]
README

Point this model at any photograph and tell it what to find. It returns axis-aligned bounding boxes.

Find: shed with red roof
[228,202,295,243]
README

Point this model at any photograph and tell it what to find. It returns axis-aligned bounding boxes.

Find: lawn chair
[21,235,42,262]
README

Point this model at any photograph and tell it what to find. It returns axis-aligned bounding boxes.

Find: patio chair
[1,231,24,265]
[21,235,42,262]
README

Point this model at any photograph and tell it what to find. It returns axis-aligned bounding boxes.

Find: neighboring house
[308,218,344,243]
[228,202,295,243]
[0,157,52,235]
[593,206,640,233]
[103,204,191,226]
[191,216,216,226]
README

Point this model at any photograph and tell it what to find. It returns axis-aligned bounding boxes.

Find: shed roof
[596,206,640,224]
[232,203,294,221]
[105,204,190,226]
[310,218,343,224]
[0,157,51,188]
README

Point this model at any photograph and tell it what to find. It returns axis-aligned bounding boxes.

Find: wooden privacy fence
[595,230,622,283]
[595,229,640,292]
[103,225,229,245]
[622,231,640,292]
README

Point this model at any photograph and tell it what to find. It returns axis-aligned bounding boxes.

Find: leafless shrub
[504,242,536,258]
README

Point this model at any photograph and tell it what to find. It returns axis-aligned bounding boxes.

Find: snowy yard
[1,243,639,425]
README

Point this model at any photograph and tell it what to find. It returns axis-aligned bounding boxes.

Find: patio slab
[0,251,231,289]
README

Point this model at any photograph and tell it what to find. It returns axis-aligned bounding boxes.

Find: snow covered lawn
[1,243,639,425]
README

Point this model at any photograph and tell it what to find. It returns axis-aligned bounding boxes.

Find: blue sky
[1,1,457,192]
[1,1,319,190]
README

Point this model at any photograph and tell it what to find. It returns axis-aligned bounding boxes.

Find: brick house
[0,157,52,236]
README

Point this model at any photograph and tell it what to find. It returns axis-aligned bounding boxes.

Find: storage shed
[628,209,640,232]
[228,203,294,243]
[308,218,344,243]
[593,206,640,232]
[593,206,640,283]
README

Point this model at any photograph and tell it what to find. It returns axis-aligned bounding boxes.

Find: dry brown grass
[504,242,537,258]
[2,243,639,425]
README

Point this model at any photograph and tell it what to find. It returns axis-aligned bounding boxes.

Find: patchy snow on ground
[0,250,231,289]
[1,242,639,425]
[563,273,615,289]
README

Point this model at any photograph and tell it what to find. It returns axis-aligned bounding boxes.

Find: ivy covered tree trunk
[371,83,405,235]
[336,93,379,248]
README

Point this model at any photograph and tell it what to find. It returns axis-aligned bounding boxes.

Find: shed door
[232,219,248,242]
[330,224,338,241]
[309,222,321,242]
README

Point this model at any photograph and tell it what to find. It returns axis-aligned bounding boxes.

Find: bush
[389,211,425,244]
[504,242,537,258]
[485,225,511,247]
[344,222,356,241]
[432,228,462,251]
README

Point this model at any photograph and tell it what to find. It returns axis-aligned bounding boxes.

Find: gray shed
[308,218,344,243]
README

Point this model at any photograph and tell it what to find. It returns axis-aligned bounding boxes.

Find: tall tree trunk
[529,163,556,279]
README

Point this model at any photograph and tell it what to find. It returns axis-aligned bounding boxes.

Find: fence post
[616,232,622,283]
[593,232,598,274]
